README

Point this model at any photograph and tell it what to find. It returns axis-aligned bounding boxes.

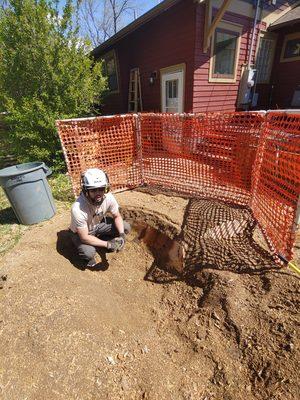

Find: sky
[136,0,163,17]
[108,1,163,25]
[59,0,164,46]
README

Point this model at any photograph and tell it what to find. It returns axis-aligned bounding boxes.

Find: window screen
[256,38,275,83]
[213,28,238,78]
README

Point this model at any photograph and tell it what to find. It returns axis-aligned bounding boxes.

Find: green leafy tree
[0,0,106,171]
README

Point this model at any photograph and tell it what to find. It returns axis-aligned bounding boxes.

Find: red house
[255,4,300,109]
[91,0,300,115]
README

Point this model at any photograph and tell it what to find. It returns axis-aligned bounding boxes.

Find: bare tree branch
[79,0,143,47]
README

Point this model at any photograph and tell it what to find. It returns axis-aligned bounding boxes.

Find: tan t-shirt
[70,192,119,234]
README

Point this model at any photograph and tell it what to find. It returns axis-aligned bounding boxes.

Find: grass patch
[0,173,74,257]
[0,187,28,255]
[48,173,74,204]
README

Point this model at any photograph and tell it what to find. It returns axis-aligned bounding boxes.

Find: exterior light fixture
[149,71,157,85]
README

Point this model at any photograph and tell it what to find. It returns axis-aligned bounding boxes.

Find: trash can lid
[0,162,45,178]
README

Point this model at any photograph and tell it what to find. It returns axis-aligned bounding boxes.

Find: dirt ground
[0,189,299,400]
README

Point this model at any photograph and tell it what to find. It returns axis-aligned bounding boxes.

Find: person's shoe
[86,257,97,268]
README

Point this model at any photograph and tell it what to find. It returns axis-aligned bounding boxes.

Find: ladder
[128,68,143,112]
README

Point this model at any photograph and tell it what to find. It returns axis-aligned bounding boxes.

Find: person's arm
[112,211,124,235]
[77,226,108,248]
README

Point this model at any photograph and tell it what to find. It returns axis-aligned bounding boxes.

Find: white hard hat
[82,168,108,190]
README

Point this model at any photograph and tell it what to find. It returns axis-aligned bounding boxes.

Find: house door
[161,68,184,113]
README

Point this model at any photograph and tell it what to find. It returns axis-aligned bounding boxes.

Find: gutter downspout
[248,0,261,68]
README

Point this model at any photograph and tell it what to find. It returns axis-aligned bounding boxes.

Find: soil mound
[0,190,299,400]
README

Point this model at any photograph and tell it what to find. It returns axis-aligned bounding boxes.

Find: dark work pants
[70,217,131,263]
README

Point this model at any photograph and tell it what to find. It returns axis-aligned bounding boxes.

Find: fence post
[293,195,300,232]
[135,113,144,186]
[249,113,268,208]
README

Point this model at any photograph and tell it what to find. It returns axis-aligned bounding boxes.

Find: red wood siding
[193,5,257,112]
[99,0,196,115]
[270,24,300,108]
[96,0,297,115]
[255,23,300,110]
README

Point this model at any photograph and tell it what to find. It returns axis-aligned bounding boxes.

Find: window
[209,22,242,83]
[166,80,178,99]
[255,34,276,84]
[102,50,119,92]
[280,33,300,63]
[165,80,179,112]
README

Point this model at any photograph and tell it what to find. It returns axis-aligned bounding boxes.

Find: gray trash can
[0,162,56,225]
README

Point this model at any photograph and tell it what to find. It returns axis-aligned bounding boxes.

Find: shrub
[49,173,74,203]
[0,0,106,172]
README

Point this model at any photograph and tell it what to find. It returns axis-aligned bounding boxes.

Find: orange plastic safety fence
[140,112,263,205]
[56,111,300,262]
[251,112,300,261]
[56,115,142,195]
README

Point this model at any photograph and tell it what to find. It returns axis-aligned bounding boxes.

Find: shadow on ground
[144,198,294,285]
[0,206,19,225]
[56,230,109,272]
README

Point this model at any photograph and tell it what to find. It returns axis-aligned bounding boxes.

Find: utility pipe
[248,0,261,68]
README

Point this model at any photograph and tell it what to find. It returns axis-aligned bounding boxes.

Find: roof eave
[91,0,184,58]
[269,18,300,31]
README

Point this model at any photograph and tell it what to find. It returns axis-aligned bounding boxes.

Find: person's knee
[124,221,131,234]
[78,244,96,261]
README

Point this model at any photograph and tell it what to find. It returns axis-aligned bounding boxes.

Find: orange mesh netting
[56,112,300,262]
[57,115,142,195]
[140,113,262,205]
[251,112,300,261]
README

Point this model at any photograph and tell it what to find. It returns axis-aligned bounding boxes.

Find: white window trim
[280,32,300,63]
[209,21,242,84]
[102,49,120,94]
[255,31,277,84]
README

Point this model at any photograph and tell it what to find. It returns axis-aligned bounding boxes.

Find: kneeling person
[69,168,130,267]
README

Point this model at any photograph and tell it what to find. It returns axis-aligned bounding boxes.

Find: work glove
[107,236,125,252]
[120,232,126,242]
